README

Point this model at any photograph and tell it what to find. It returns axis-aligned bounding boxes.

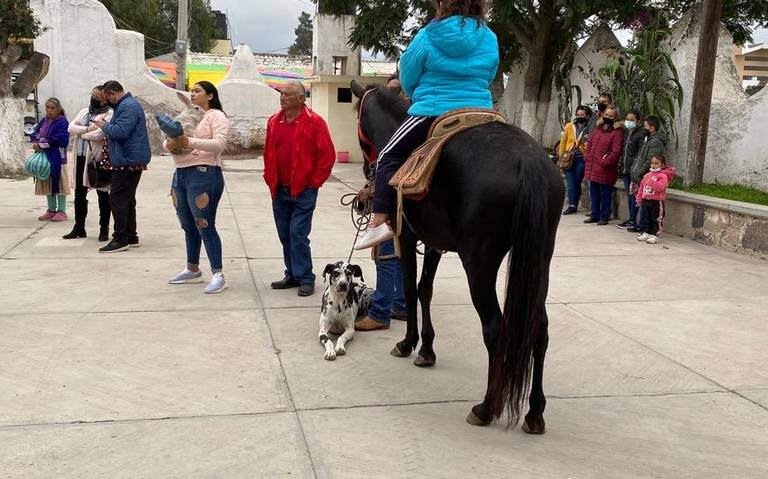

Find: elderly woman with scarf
[64,87,113,240]
[32,98,71,222]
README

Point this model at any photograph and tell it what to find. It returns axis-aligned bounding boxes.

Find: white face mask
[625,120,636,130]
[650,167,662,173]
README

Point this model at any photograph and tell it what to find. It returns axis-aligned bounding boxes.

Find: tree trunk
[518,19,555,143]
[0,97,26,178]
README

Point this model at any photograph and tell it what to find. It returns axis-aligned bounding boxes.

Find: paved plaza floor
[1,158,767,478]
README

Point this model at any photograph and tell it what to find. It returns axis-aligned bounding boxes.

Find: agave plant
[595,14,684,144]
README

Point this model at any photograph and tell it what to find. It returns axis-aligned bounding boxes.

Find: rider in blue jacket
[356,0,499,250]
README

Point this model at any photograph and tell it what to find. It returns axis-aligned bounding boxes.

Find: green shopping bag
[24,151,50,180]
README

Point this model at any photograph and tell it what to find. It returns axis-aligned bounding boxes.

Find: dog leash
[340,192,371,263]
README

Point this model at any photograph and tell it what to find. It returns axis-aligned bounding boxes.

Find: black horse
[351,81,565,433]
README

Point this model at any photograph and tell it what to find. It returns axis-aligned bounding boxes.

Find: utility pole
[684,0,724,188]
[175,0,189,91]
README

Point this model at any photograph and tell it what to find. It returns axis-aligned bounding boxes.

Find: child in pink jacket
[635,155,676,244]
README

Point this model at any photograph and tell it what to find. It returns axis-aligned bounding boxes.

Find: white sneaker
[354,223,394,250]
[646,235,659,244]
[636,233,650,241]
[169,269,204,284]
[204,273,227,294]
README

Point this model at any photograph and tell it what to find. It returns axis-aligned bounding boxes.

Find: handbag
[87,140,112,188]
[557,128,585,172]
[24,151,51,180]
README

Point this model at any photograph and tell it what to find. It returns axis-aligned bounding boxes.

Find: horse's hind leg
[391,231,420,358]
[414,248,442,367]
[522,305,548,434]
[459,245,505,427]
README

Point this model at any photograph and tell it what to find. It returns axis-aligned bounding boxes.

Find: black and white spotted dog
[319,261,373,361]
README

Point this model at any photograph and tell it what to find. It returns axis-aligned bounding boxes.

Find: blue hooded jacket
[400,16,499,117]
[101,93,151,168]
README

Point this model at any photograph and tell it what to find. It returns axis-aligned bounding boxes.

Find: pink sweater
[166,108,230,168]
[636,166,676,203]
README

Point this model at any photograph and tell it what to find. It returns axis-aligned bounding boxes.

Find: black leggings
[642,200,662,236]
[73,155,111,229]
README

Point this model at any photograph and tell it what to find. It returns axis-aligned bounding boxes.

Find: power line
[109,11,172,46]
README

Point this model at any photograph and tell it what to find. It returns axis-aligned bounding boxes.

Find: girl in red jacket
[636,155,676,244]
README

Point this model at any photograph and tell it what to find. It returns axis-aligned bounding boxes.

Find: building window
[337,87,352,103]
[332,56,347,76]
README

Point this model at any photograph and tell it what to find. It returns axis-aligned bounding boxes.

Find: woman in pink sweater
[635,154,676,244]
[164,81,230,293]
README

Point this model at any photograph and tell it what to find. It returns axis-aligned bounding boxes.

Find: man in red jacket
[264,81,336,296]
[584,105,622,225]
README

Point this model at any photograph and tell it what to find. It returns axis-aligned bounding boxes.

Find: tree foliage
[0,0,44,49]
[289,11,314,56]
[100,0,217,58]
[1,0,47,99]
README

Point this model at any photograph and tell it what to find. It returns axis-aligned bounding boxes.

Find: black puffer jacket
[631,131,669,184]
[619,127,648,177]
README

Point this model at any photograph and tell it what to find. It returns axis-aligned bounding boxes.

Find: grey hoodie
[631,130,669,184]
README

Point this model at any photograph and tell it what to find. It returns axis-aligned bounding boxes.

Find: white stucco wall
[31,0,178,121]
[217,44,280,149]
[312,15,361,76]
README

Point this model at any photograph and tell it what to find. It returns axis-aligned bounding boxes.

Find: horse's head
[351,80,409,164]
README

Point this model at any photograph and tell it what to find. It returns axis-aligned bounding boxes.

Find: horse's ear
[176,91,191,107]
[351,80,365,99]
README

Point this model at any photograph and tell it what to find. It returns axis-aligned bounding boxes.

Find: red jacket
[264,106,336,199]
[585,126,623,185]
[636,166,676,204]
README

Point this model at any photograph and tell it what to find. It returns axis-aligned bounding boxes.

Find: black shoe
[298,284,315,297]
[98,227,110,242]
[390,309,407,321]
[128,237,140,249]
[271,277,300,290]
[583,217,598,224]
[596,220,609,226]
[562,207,577,215]
[616,221,631,229]
[99,240,129,253]
[627,226,643,233]
[62,227,86,239]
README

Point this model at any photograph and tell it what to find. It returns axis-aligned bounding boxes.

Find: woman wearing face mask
[559,105,592,215]
[31,98,70,222]
[64,86,113,241]
[584,104,623,225]
[616,109,647,230]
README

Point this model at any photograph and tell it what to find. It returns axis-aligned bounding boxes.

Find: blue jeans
[172,166,225,272]
[367,240,405,324]
[589,181,614,221]
[272,187,318,285]
[564,155,586,209]
[622,175,639,223]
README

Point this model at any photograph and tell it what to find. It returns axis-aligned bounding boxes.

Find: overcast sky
[211,0,768,54]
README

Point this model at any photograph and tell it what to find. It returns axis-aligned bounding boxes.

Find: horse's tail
[488,170,551,427]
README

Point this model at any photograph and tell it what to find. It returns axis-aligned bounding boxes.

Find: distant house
[734,44,768,93]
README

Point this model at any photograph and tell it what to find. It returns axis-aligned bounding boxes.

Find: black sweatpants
[642,199,663,236]
[373,115,437,215]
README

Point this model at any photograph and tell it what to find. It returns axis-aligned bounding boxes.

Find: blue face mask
[625,120,636,130]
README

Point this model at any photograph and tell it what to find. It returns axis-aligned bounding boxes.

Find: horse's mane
[355,84,409,122]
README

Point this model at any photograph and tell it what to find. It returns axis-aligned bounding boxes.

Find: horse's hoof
[466,410,492,427]
[413,354,436,367]
[390,344,411,358]
[521,419,546,435]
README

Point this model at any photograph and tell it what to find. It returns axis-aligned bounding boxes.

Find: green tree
[1,0,49,176]
[289,12,314,56]
[100,0,216,57]
[316,0,768,142]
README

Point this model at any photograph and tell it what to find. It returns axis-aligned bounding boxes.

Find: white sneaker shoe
[354,223,394,250]
[636,233,650,241]
[646,235,659,244]
[204,272,227,294]
[169,269,204,284]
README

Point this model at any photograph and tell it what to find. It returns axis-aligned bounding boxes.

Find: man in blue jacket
[90,80,151,253]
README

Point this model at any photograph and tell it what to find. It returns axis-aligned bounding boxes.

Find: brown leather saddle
[389,108,507,201]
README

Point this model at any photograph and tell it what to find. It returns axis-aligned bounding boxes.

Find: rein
[357,88,378,166]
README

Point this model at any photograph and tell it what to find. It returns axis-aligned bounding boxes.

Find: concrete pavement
[1,157,767,478]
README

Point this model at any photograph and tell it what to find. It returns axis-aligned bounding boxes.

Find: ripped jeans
[171,165,224,272]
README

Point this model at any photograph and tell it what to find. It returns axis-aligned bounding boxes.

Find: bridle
[357,88,378,166]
